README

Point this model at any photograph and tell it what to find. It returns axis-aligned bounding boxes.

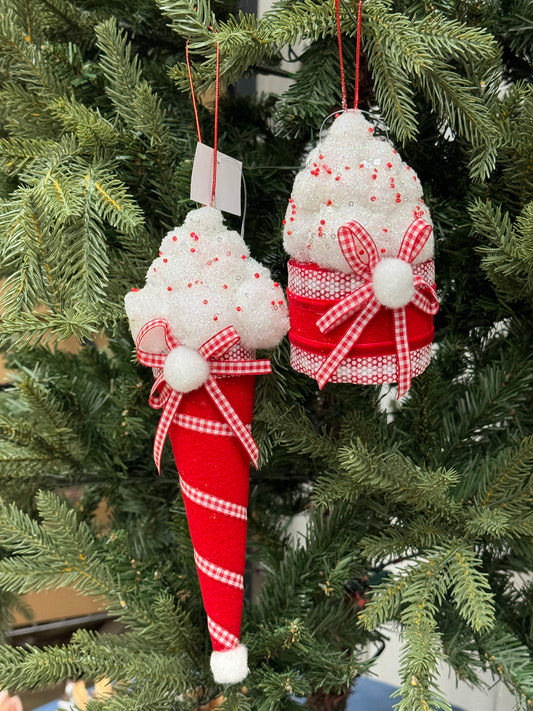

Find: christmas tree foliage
[0,0,532,709]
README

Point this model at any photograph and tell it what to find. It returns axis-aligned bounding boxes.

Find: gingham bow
[136,319,271,471]
[315,218,439,397]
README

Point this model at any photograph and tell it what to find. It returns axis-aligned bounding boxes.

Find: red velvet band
[288,289,434,356]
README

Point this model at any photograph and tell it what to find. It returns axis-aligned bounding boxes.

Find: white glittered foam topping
[283,110,434,274]
[125,206,289,351]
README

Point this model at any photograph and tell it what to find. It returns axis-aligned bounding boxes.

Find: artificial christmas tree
[0,2,531,711]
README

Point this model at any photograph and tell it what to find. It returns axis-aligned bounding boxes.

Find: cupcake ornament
[284,109,439,396]
[126,206,289,684]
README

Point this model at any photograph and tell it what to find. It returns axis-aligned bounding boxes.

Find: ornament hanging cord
[334,0,363,110]
[186,39,247,232]
[185,37,221,208]
[211,38,220,208]
[185,39,203,144]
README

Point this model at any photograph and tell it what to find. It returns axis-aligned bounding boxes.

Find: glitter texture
[125,206,289,350]
[283,110,434,273]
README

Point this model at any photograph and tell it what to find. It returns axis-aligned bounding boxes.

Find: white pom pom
[372,258,414,308]
[164,346,210,393]
[210,644,249,684]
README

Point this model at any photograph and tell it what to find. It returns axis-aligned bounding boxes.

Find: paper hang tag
[190,142,242,216]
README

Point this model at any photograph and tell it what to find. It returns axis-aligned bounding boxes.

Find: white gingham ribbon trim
[179,476,247,521]
[208,616,239,649]
[194,549,244,590]
[136,321,271,472]
[315,218,439,397]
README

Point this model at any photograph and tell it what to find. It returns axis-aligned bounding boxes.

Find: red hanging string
[334,0,364,111]
[211,40,220,208]
[185,39,202,144]
[354,0,363,110]
[334,0,347,110]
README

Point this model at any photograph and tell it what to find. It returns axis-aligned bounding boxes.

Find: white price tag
[190,142,242,216]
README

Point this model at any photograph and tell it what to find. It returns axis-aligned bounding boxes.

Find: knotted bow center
[314,218,439,396]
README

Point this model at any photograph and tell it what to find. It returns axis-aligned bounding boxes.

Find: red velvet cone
[168,374,255,683]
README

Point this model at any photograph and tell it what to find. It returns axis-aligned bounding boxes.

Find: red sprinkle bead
[223,284,228,289]
[203,299,208,304]
[188,283,192,288]
[319,154,324,159]
[172,236,177,241]
[213,316,218,321]
[271,300,276,305]
[335,176,340,181]
[274,282,279,287]
[190,248,195,252]
[386,162,392,168]
[381,248,386,253]
[254,273,260,278]
[372,174,377,180]
[290,217,294,221]
[371,196,377,201]
[359,249,365,255]
[368,127,374,133]
[241,254,247,259]
[131,288,139,292]
[236,306,242,312]
[278,300,283,305]
[327,200,332,206]
[320,220,325,225]
[287,230,292,235]
[163,258,168,263]
[167,286,172,291]
[359,163,364,169]
[345,166,350,170]
[282,219,286,225]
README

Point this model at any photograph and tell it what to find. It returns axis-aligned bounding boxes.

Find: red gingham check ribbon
[136,319,271,472]
[194,549,244,590]
[315,218,439,397]
[179,475,247,521]
[208,616,240,649]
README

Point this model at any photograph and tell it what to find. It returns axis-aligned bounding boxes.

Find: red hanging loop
[211,40,220,208]
[354,0,363,110]
[334,0,364,111]
[185,39,203,144]
[334,0,347,111]
[185,35,221,209]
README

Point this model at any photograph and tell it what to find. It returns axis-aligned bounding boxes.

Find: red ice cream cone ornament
[283,110,439,397]
[126,206,289,683]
